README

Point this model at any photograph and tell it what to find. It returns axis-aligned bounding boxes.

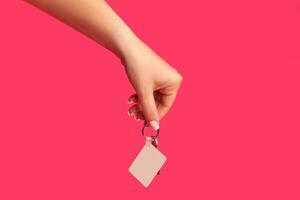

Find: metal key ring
[142,123,160,138]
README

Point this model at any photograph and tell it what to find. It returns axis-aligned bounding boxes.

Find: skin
[25,0,182,130]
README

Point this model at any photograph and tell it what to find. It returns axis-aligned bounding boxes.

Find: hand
[123,40,183,130]
[25,0,182,130]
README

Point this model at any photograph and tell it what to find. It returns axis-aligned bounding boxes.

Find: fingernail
[127,111,133,116]
[128,99,135,104]
[149,120,159,130]
[134,115,141,121]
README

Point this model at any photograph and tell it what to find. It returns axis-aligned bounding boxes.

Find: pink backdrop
[1,0,300,199]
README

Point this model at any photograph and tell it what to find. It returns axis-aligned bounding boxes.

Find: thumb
[138,91,160,130]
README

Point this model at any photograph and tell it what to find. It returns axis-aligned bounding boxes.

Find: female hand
[124,41,182,130]
[25,0,182,130]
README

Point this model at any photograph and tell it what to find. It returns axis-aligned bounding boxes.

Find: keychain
[142,124,160,175]
[128,122,167,187]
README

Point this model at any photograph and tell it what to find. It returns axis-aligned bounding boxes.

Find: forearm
[25,0,139,60]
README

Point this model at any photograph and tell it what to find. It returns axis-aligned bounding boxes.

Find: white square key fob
[129,137,167,187]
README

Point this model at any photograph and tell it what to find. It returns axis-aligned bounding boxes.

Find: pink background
[1,0,300,199]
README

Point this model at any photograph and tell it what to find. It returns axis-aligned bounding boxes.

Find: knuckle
[174,73,183,85]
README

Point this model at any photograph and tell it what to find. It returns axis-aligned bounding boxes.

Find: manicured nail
[149,120,159,130]
[128,99,135,104]
[134,116,141,121]
[127,111,133,116]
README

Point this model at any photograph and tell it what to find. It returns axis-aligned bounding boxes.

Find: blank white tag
[129,138,167,187]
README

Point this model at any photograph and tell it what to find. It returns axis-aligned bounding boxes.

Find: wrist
[115,34,143,65]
